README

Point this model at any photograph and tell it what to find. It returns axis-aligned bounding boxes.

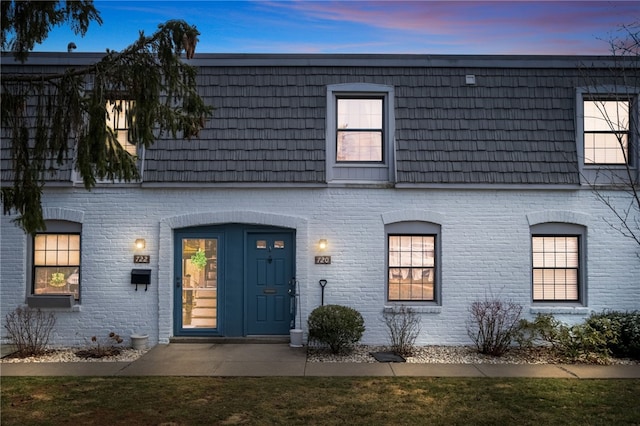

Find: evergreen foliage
[307,304,365,354]
[1,1,213,234]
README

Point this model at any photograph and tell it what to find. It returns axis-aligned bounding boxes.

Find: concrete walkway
[2,343,640,378]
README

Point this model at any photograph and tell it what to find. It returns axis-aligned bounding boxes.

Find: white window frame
[576,87,639,186]
[385,221,441,305]
[326,83,395,183]
[530,222,586,305]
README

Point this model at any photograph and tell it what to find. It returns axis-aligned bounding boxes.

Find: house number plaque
[134,255,150,264]
[315,256,331,265]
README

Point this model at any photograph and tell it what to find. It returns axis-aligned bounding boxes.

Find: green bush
[587,311,640,360]
[517,314,614,363]
[307,305,365,354]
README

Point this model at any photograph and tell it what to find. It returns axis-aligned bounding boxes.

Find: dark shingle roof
[3,53,633,186]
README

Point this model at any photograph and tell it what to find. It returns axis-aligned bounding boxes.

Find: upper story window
[31,221,82,301]
[74,99,140,183]
[326,83,395,183]
[106,99,137,156]
[337,98,383,162]
[583,98,629,165]
[576,88,638,186]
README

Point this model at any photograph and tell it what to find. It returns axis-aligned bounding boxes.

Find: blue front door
[246,232,295,335]
[174,225,294,337]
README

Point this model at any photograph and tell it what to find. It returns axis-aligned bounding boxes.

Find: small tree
[1,1,213,234]
[580,22,640,254]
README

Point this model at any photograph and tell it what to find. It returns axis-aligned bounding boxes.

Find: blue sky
[33,1,640,55]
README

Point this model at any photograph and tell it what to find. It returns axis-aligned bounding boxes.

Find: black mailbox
[131,269,151,291]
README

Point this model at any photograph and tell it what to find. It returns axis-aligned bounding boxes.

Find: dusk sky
[34,1,640,55]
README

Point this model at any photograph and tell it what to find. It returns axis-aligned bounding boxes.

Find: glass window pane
[274,240,285,249]
[388,283,399,300]
[411,251,423,266]
[45,250,58,266]
[57,251,69,266]
[389,236,400,252]
[585,133,628,164]
[34,251,46,265]
[337,99,382,129]
[400,252,412,267]
[532,252,544,268]
[45,234,57,248]
[389,251,400,267]
[389,268,402,283]
[400,236,412,251]
[68,251,80,265]
[69,235,80,250]
[584,100,629,131]
[337,131,382,162]
[35,235,46,250]
[58,235,69,250]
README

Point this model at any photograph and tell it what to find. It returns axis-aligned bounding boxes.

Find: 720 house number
[315,256,331,264]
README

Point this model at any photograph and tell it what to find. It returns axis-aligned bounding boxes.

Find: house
[1,53,638,348]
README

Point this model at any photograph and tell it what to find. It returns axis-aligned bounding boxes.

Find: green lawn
[2,377,639,425]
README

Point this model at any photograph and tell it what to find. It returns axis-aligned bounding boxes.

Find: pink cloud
[266,0,638,53]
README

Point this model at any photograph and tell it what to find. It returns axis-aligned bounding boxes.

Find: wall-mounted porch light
[318,239,328,250]
[135,239,146,250]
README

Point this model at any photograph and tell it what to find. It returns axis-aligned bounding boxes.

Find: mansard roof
[2,53,635,186]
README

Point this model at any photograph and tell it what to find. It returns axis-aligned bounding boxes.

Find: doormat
[369,351,406,363]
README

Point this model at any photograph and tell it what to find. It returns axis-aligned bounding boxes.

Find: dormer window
[583,99,629,165]
[106,99,137,156]
[326,83,395,184]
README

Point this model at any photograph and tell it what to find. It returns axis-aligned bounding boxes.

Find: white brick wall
[2,186,638,347]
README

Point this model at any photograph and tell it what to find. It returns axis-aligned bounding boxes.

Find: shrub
[466,297,523,356]
[517,314,614,363]
[587,311,640,360]
[307,305,365,354]
[383,305,421,357]
[3,305,56,357]
[75,332,124,359]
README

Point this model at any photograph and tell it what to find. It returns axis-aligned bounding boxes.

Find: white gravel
[2,344,638,365]
[307,345,640,365]
[1,347,147,363]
